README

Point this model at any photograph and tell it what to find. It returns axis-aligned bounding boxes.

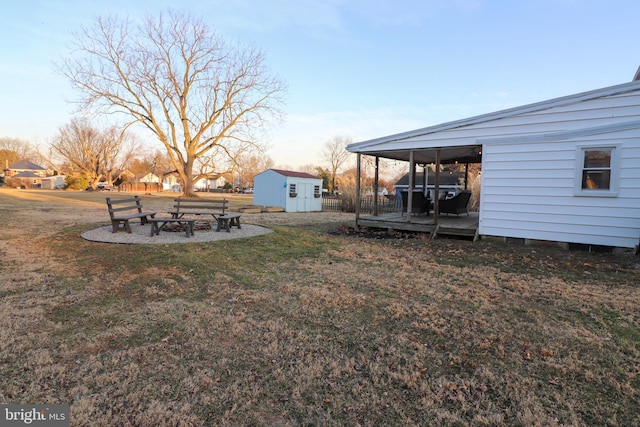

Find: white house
[161,174,181,192]
[194,176,226,192]
[253,169,322,212]
[348,73,640,250]
[139,173,160,183]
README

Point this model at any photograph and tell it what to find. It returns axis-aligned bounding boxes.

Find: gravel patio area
[80,222,273,244]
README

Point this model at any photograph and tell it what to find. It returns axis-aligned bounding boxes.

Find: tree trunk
[182,158,195,197]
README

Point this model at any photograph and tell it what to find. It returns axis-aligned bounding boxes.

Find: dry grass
[0,189,639,426]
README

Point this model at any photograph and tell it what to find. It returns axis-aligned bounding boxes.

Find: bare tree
[0,137,34,169]
[128,157,154,179]
[58,11,285,197]
[235,153,274,189]
[51,118,137,188]
[321,135,353,193]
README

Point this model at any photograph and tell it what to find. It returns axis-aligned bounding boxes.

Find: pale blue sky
[1,0,639,169]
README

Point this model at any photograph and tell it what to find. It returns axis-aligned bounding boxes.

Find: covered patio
[347,76,640,250]
[348,138,482,240]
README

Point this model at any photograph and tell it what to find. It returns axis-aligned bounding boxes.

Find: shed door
[297,182,312,211]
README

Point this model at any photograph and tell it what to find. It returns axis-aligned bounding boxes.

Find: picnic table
[169,198,228,220]
[148,218,195,237]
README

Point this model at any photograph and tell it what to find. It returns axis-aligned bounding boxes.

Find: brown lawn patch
[0,189,638,425]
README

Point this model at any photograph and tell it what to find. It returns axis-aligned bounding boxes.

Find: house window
[575,145,620,196]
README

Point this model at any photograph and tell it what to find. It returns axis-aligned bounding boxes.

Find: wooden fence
[322,194,401,214]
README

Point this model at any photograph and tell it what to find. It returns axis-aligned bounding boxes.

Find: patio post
[355,154,361,222]
[464,162,469,190]
[433,149,441,225]
[422,165,428,197]
[373,156,379,216]
[406,150,415,223]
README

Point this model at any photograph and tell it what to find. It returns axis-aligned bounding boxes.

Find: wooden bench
[106,196,156,233]
[148,218,195,237]
[169,198,228,221]
[215,213,242,232]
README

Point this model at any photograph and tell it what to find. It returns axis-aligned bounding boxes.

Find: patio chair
[401,190,430,215]
[438,191,471,216]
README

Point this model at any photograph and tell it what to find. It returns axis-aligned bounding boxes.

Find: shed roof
[268,169,319,179]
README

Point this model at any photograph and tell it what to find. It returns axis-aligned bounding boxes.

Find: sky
[1,0,639,172]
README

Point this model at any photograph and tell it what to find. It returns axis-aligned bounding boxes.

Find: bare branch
[58,10,286,196]
[321,135,354,193]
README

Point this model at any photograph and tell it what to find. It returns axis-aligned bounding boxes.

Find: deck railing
[322,194,402,214]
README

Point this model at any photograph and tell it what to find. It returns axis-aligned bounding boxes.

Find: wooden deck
[357,211,479,240]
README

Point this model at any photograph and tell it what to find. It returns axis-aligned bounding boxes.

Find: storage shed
[253,169,322,212]
[347,75,640,251]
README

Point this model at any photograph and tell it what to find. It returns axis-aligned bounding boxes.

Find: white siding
[480,126,640,248]
[285,178,322,212]
[254,170,322,212]
[254,170,287,209]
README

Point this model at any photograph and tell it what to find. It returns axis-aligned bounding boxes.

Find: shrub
[65,175,89,190]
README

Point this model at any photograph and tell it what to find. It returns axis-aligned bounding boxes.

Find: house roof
[347,79,640,164]
[268,169,319,179]
[13,171,41,178]
[8,159,46,170]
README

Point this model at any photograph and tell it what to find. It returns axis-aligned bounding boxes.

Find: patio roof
[351,145,482,165]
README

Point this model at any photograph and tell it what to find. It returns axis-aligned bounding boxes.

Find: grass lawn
[0,189,639,426]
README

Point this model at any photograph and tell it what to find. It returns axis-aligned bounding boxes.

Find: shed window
[314,185,320,196]
[289,183,297,196]
[575,145,620,197]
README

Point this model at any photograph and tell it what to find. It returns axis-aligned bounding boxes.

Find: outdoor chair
[401,190,431,215]
[438,190,471,216]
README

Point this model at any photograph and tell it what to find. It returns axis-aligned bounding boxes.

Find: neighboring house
[5,160,49,188]
[138,173,162,192]
[162,174,181,192]
[253,169,322,212]
[139,173,160,183]
[348,74,640,250]
[115,172,160,192]
[194,175,225,192]
[11,171,43,188]
[5,159,48,178]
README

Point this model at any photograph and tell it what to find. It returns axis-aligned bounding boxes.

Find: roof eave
[347,79,640,153]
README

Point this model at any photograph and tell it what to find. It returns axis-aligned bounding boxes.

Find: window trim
[574,144,620,197]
